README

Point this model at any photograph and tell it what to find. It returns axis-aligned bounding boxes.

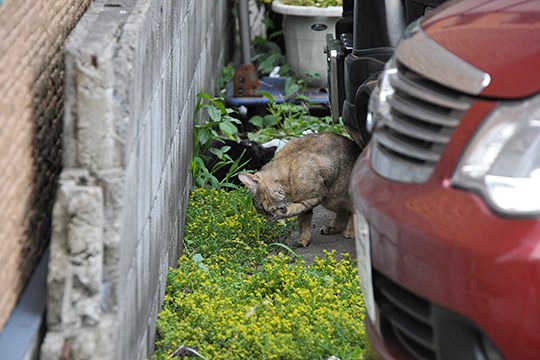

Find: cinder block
[45,0,235,359]
[135,240,145,332]
[150,112,160,198]
[162,60,173,159]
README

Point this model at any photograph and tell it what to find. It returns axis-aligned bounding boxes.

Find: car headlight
[452,94,540,216]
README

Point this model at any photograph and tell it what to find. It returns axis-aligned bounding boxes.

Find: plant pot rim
[271,0,342,17]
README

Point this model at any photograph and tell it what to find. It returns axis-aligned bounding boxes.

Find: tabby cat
[239,132,361,247]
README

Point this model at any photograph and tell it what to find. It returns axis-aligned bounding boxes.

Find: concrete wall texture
[0,0,92,332]
[40,0,233,359]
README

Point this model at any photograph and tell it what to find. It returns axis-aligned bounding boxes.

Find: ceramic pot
[272,1,342,88]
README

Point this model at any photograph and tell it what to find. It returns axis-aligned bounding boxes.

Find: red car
[350,0,540,359]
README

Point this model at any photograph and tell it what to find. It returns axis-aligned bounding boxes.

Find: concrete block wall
[41,0,233,359]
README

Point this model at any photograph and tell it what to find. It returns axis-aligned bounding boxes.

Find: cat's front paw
[320,225,341,235]
[267,205,287,221]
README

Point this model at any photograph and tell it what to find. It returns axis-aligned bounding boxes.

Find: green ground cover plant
[153,188,366,359]
[156,41,365,358]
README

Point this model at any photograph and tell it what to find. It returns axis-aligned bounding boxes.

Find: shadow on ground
[283,206,357,264]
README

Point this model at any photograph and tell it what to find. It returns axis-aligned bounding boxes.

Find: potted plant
[268,0,343,88]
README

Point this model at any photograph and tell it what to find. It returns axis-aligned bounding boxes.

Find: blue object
[0,249,48,359]
[225,77,329,107]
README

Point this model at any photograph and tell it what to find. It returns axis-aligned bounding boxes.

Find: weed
[252,35,289,76]
[247,92,347,143]
[191,89,346,189]
[181,188,294,264]
[191,93,245,190]
[166,51,366,359]
[153,188,365,360]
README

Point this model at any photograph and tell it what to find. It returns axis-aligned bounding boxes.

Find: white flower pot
[272,1,342,88]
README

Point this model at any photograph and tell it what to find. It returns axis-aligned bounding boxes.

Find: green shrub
[153,188,365,359]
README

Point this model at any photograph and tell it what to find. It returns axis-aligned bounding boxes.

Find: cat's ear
[238,172,258,194]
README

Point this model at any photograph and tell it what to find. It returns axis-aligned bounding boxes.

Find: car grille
[374,270,437,360]
[370,60,474,183]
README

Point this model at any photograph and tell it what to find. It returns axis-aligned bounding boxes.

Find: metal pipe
[237,0,252,64]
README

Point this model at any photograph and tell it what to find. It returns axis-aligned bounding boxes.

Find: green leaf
[219,121,238,136]
[258,53,283,74]
[268,242,300,258]
[198,263,209,273]
[284,77,301,98]
[219,145,231,154]
[249,115,264,128]
[295,94,310,102]
[197,128,213,146]
[225,116,242,124]
[263,114,278,127]
[214,99,228,114]
[196,92,213,101]
[261,91,275,104]
[207,105,221,122]
[209,145,231,160]
[192,253,203,263]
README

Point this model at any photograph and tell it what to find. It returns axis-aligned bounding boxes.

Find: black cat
[203,139,276,185]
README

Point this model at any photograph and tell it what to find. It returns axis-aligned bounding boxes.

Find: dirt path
[284,206,357,264]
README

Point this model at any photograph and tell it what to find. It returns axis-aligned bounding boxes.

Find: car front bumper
[350,147,540,360]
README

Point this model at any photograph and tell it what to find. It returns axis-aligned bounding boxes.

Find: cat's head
[238,172,285,221]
